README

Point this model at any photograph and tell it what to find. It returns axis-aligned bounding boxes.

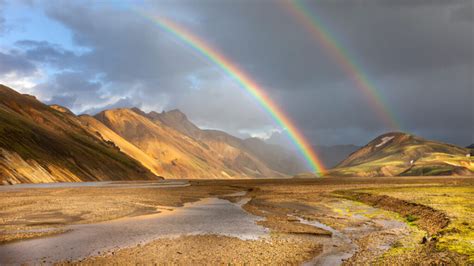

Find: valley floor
[0,176,473,265]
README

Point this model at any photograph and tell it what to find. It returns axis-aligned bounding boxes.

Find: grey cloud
[9,0,472,146]
[15,40,78,67]
[169,77,271,133]
[302,0,469,7]
[451,2,474,22]
[44,2,202,84]
[147,0,472,89]
[34,71,106,112]
[46,94,77,108]
[82,97,137,115]
[0,51,36,75]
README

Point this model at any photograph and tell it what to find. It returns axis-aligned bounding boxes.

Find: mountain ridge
[0,84,300,183]
[0,84,158,184]
[130,107,306,176]
[93,107,266,179]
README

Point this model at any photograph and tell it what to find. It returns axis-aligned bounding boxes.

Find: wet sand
[299,217,358,265]
[0,180,190,191]
[0,197,268,264]
[0,176,472,264]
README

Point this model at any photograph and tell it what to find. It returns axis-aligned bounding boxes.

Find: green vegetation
[0,110,59,161]
[405,214,418,223]
[380,226,426,260]
[358,186,474,262]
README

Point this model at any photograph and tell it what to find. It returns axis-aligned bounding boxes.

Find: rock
[421,236,427,244]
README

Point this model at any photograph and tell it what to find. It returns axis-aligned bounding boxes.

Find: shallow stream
[0,197,268,264]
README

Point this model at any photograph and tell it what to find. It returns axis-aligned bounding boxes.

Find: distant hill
[266,131,360,169]
[0,84,158,185]
[242,137,307,175]
[325,132,473,177]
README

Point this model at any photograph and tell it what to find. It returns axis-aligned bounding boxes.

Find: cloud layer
[0,0,472,146]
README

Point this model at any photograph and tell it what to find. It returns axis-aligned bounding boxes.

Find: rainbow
[283,0,399,130]
[142,15,326,174]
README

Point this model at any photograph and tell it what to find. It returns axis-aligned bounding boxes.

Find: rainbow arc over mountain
[140,0,400,174]
[144,15,326,174]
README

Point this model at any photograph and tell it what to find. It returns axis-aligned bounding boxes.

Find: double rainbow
[145,16,326,174]
[283,0,399,130]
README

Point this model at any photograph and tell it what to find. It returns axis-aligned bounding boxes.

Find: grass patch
[405,214,418,223]
[357,186,474,262]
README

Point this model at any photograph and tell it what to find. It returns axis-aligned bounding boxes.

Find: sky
[0,0,472,148]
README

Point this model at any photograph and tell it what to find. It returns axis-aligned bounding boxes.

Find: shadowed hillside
[326,132,473,177]
[0,85,158,184]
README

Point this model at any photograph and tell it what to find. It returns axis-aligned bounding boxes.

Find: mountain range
[0,84,304,184]
[1,84,472,184]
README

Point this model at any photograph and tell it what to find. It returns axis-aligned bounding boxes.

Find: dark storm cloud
[298,0,468,7]
[142,0,472,90]
[6,0,472,146]
[451,2,474,22]
[168,0,473,145]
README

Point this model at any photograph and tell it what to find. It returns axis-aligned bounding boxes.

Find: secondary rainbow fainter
[283,0,399,130]
[143,15,326,174]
